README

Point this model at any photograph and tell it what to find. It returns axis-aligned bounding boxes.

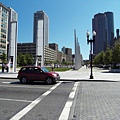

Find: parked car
[17,66,60,84]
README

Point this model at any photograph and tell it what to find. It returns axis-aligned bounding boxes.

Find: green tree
[93,51,105,65]
[17,53,27,66]
[104,47,112,65]
[0,52,7,64]
[112,42,120,68]
[25,53,34,65]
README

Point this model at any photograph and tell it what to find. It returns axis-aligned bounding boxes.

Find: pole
[90,42,93,79]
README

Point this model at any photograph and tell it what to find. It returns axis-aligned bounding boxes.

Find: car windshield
[41,67,49,72]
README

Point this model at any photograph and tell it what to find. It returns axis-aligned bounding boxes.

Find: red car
[17,66,60,84]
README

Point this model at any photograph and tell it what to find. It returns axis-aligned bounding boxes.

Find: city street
[0,79,77,120]
[0,76,120,120]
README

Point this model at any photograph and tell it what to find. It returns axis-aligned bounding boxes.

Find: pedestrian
[2,63,5,72]
[6,64,9,72]
[51,63,54,71]
[86,64,88,69]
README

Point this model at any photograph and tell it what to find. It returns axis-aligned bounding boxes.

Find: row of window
[0,34,6,39]
[1,18,7,23]
[1,28,6,34]
[2,13,7,19]
[0,49,5,54]
[0,39,6,43]
[0,44,6,48]
[2,8,8,14]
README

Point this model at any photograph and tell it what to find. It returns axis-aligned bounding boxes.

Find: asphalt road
[1,78,120,120]
[0,79,77,120]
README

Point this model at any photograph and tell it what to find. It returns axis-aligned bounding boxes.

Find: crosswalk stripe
[59,82,79,120]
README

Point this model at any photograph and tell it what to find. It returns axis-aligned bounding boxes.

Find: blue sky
[1,0,120,59]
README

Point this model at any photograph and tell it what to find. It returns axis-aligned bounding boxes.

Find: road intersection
[0,67,120,120]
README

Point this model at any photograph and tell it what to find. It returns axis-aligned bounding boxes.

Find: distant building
[0,3,10,55]
[17,42,57,63]
[61,46,66,54]
[17,42,72,64]
[33,10,49,46]
[49,43,58,51]
[65,48,72,63]
[116,29,119,39]
[92,12,114,55]
[33,10,49,66]
[0,2,18,71]
[113,29,120,45]
[61,46,72,63]
[105,12,114,46]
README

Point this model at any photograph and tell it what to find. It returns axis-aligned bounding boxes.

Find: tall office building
[0,3,9,55]
[105,12,114,46]
[33,11,49,66]
[33,10,49,46]
[0,2,18,72]
[92,12,114,54]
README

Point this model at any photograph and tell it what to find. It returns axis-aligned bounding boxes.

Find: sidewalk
[0,66,120,81]
[58,67,120,81]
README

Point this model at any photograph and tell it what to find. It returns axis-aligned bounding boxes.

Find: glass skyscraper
[92,12,114,55]
[105,12,114,46]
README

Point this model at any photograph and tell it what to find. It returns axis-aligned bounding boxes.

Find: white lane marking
[10,81,62,120]
[69,82,80,119]
[0,98,32,103]
[2,82,11,84]
[0,84,49,89]
[59,82,79,120]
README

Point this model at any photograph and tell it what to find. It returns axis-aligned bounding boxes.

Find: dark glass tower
[92,12,114,55]
[105,12,114,46]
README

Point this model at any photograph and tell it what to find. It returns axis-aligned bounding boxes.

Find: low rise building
[17,42,72,65]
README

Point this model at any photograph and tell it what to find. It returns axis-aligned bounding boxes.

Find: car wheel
[20,77,28,84]
[45,77,54,85]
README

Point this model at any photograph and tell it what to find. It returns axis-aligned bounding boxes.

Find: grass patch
[46,67,72,72]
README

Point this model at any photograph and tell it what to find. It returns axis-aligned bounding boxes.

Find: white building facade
[0,3,18,72]
[33,11,49,66]
[8,8,18,72]
[0,3,9,56]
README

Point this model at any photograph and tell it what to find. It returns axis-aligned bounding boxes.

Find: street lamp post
[86,30,96,79]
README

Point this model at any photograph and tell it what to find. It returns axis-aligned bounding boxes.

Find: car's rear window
[41,67,49,72]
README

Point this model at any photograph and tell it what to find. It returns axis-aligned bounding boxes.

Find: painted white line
[10,82,62,120]
[0,84,49,89]
[69,82,80,119]
[59,82,79,120]
[2,82,11,84]
[0,98,32,103]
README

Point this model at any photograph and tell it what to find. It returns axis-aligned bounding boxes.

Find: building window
[1,23,7,28]
[2,13,7,19]
[0,39,6,43]
[1,18,7,23]
[2,8,8,14]
[1,28,6,34]
[1,34,6,39]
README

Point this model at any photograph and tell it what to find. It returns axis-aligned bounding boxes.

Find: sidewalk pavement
[0,66,120,81]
